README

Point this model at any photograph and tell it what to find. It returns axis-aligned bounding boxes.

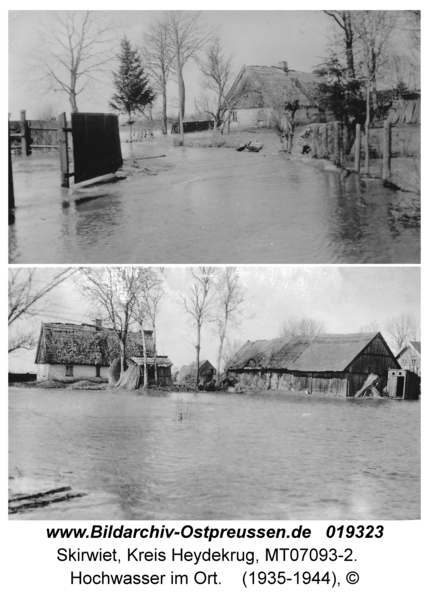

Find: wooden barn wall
[230,370,349,396]
[229,369,386,397]
[347,336,398,375]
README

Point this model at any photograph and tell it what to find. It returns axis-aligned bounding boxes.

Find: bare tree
[131,268,165,389]
[77,268,140,374]
[141,19,174,135]
[27,11,119,113]
[222,338,243,372]
[214,268,245,385]
[197,37,234,132]
[324,11,356,78]
[385,313,419,352]
[166,10,212,133]
[279,316,325,339]
[353,11,397,172]
[8,267,75,353]
[359,321,380,333]
[178,267,218,391]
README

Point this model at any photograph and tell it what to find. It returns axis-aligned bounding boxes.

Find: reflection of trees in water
[324,172,407,262]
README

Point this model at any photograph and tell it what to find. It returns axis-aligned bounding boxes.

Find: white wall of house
[230,108,272,129]
[37,363,109,381]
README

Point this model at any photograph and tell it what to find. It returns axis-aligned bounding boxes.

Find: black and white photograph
[8,266,420,520]
[8,10,420,264]
[6,7,424,597]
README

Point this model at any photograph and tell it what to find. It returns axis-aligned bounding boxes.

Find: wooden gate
[70,113,122,184]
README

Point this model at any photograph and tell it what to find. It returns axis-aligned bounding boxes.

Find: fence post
[382,120,392,184]
[311,124,318,158]
[333,121,341,166]
[321,124,328,158]
[57,112,69,188]
[343,125,349,160]
[9,119,15,223]
[20,110,31,156]
[354,124,361,173]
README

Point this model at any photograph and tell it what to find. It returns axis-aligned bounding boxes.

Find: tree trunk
[129,111,133,144]
[120,339,127,375]
[141,326,148,389]
[344,11,355,79]
[153,325,158,384]
[70,92,78,114]
[162,86,167,135]
[195,326,201,392]
[216,328,226,387]
[364,82,371,174]
[173,30,184,144]
[180,72,186,119]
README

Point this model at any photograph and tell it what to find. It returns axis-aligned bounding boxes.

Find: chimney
[278,61,289,73]
[95,318,102,328]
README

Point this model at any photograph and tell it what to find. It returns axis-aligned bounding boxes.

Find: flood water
[9,133,420,264]
[9,387,420,520]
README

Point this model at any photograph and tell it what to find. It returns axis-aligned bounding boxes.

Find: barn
[35,321,154,382]
[227,332,400,397]
[225,61,321,130]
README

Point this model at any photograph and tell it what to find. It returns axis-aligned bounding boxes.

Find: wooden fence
[9,110,59,154]
[302,120,393,185]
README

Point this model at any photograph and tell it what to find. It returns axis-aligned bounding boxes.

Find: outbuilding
[227,332,400,397]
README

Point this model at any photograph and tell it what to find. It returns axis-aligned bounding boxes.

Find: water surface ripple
[9,137,419,263]
[9,388,420,520]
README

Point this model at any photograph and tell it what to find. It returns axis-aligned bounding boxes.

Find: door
[396,376,405,398]
[71,113,123,184]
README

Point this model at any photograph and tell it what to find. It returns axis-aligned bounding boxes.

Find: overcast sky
[8,10,336,119]
[8,266,420,373]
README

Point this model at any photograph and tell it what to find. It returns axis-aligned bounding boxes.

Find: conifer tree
[110,36,155,142]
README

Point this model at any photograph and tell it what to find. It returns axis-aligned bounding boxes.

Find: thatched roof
[35,322,154,366]
[229,64,320,109]
[228,333,387,373]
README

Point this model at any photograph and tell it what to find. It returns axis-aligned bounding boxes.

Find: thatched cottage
[227,332,400,397]
[396,341,421,377]
[225,61,321,129]
[35,321,154,382]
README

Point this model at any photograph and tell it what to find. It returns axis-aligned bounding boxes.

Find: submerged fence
[298,120,395,185]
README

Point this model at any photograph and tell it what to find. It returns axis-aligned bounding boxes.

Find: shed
[227,332,400,397]
[177,360,216,384]
[35,322,154,382]
[387,368,420,400]
[225,62,322,129]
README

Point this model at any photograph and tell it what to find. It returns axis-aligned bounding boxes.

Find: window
[231,110,238,122]
[95,365,101,378]
[65,365,74,377]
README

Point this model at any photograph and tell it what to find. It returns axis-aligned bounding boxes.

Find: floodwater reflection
[8,137,420,264]
[9,387,420,520]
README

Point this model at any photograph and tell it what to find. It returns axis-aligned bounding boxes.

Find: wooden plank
[57,112,69,188]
